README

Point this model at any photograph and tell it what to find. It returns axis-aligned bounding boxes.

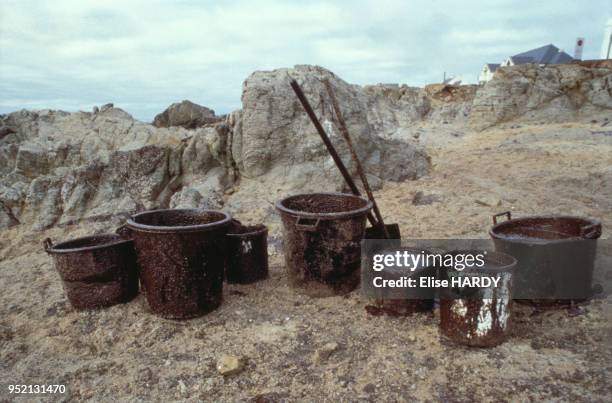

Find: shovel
[289,78,399,240]
[322,79,400,240]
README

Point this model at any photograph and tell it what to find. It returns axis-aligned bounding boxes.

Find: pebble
[178,380,187,395]
[313,342,339,364]
[475,197,502,207]
[216,355,244,376]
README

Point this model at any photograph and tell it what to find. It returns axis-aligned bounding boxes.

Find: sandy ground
[1,121,611,402]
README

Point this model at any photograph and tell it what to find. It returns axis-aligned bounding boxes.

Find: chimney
[574,37,585,60]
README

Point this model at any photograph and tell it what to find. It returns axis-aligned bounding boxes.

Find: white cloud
[0,0,609,121]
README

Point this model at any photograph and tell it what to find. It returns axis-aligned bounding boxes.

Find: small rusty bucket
[276,192,372,297]
[439,250,516,347]
[365,247,436,316]
[44,234,139,310]
[226,220,269,284]
[123,208,231,319]
[489,212,601,306]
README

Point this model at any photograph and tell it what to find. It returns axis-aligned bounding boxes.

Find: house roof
[510,44,573,65]
[486,63,500,72]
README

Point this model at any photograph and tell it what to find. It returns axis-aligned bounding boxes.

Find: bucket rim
[446,249,517,274]
[489,215,602,244]
[227,224,268,238]
[275,192,373,220]
[45,233,131,254]
[126,208,232,233]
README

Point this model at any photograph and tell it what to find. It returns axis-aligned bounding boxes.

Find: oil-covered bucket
[489,212,601,306]
[44,234,139,310]
[226,220,269,284]
[123,208,231,319]
[439,250,516,347]
[364,247,436,316]
[276,193,372,297]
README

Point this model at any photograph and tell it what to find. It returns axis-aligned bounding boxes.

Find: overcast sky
[1,0,610,121]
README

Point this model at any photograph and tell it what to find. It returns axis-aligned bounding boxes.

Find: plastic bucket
[439,250,516,347]
[44,234,139,310]
[123,208,231,319]
[489,212,601,306]
[276,192,372,297]
[226,220,269,284]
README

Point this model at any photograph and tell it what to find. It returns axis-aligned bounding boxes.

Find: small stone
[408,334,416,342]
[412,191,440,206]
[363,383,376,394]
[475,197,502,207]
[178,380,187,395]
[313,342,339,364]
[216,355,244,376]
[136,368,153,384]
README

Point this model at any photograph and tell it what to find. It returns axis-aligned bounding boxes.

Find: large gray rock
[153,100,218,129]
[231,65,431,194]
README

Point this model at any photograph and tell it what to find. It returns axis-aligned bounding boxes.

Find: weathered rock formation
[0,65,431,230]
[362,83,477,127]
[469,63,612,130]
[2,63,609,230]
[153,100,219,128]
[0,105,233,230]
[230,65,430,193]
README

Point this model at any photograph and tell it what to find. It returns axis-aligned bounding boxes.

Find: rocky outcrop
[153,100,219,128]
[5,63,606,230]
[362,83,477,127]
[469,63,612,130]
[0,65,432,230]
[0,107,232,230]
[232,65,430,193]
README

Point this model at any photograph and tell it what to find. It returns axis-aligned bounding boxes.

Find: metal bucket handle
[295,217,321,232]
[43,238,53,252]
[580,223,601,239]
[115,224,133,239]
[492,211,512,225]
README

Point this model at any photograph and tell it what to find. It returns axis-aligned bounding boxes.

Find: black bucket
[367,247,436,316]
[44,234,139,310]
[489,212,601,306]
[276,192,373,297]
[439,250,516,347]
[226,220,269,284]
[123,208,232,319]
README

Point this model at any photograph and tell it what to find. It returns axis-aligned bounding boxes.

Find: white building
[602,17,612,59]
[478,64,499,84]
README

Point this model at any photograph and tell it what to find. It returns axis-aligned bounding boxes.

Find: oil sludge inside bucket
[439,250,516,347]
[276,193,372,297]
[44,234,139,310]
[126,209,231,319]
